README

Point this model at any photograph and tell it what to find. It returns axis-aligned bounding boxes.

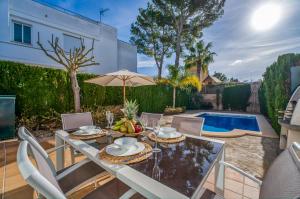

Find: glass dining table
[55,130,225,199]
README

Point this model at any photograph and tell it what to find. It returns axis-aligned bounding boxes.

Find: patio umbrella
[85,69,156,104]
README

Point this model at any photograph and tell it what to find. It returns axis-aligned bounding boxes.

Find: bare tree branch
[37,36,100,112]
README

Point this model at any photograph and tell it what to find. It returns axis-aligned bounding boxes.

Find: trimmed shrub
[222,84,251,111]
[0,60,202,130]
[259,53,300,133]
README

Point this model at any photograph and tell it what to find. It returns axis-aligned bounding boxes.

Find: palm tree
[160,65,201,108]
[185,40,216,81]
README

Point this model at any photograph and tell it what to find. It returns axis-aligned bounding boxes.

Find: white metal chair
[61,112,94,131]
[202,142,300,199]
[171,116,204,136]
[140,112,163,126]
[17,129,143,198]
[61,112,94,163]
[18,127,112,197]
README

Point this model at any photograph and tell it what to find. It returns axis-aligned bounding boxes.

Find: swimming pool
[198,113,260,133]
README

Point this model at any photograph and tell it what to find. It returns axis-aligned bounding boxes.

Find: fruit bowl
[122,131,143,137]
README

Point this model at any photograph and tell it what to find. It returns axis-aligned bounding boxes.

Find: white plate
[80,125,97,130]
[73,129,100,136]
[157,131,182,139]
[106,142,145,157]
[160,127,176,134]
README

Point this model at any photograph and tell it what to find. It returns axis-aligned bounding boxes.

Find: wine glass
[153,120,162,153]
[105,111,111,128]
[108,112,114,129]
[152,152,161,181]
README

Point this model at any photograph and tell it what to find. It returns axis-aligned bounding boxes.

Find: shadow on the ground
[260,137,280,178]
[4,185,33,199]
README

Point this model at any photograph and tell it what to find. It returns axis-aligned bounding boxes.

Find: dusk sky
[40,0,300,81]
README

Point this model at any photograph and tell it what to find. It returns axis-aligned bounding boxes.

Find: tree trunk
[157,57,164,79]
[175,19,183,69]
[174,35,181,69]
[70,70,81,112]
[157,67,162,79]
[197,62,202,81]
[173,87,176,108]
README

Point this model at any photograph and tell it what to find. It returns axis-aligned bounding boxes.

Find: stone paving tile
[224,189,243,199]
[206,169,215,184]
[203,181,215,192]
[244,177,260,188]
[225,178,244,194]
[243,185,259,199]
[225,167,244,183]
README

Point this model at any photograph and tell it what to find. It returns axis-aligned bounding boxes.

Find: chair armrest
[46,144,68,154]
[220,161,262,185]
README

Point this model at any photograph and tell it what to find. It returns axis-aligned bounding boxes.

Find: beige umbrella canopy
[85,70,156,104]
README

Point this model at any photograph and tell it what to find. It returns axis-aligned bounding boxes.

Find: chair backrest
[17,141,66,199]
[140,112,163,125]
[18,127,56,176]
[171,116,204,136]
[260,142,300,199]
[61,112,93,131]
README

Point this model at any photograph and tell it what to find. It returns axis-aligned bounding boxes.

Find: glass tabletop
[87,135,223,198]
[130,137,223,197]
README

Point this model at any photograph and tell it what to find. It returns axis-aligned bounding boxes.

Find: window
[63,34,82,52]
[13,22,31,44]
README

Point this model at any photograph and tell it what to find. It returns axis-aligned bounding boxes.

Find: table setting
[69,125,107,140]
[56,115,225,198]
[99,137,153,164]
[98,115,188,165]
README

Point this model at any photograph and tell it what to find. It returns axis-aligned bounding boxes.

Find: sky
[39,0,300,81]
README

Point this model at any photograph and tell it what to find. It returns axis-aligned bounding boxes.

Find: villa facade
[0,0,137,74]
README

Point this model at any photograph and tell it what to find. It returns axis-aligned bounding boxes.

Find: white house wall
[0,0,137,74]
[117,40,137,72]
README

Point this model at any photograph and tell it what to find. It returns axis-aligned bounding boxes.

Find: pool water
[198,113,260,132]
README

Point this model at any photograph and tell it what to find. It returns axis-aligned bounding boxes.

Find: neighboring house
[0,0,137,74]
[202,75,222,85]
[187,66,209,82]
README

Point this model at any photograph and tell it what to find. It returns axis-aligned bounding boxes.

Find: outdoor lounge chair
[17,128,144,199]
[140,112,163,125]
[171,116,204,136]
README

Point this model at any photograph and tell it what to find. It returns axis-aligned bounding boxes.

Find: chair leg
[70,146,75,164]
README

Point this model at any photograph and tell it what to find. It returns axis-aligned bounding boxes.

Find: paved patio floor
[0,138,262,199]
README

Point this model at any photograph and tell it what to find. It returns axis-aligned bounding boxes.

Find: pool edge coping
[189,111,278,139]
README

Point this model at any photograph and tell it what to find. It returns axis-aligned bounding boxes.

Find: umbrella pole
[123,79,126,106]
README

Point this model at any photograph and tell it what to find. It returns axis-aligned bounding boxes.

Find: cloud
[230,60,243,66]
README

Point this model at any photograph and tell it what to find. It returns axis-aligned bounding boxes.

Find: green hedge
[259,53,300,133]
[222,84,251,111]
[0,61,198,119]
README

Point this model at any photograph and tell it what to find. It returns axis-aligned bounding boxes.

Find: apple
[134,125,142,133]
